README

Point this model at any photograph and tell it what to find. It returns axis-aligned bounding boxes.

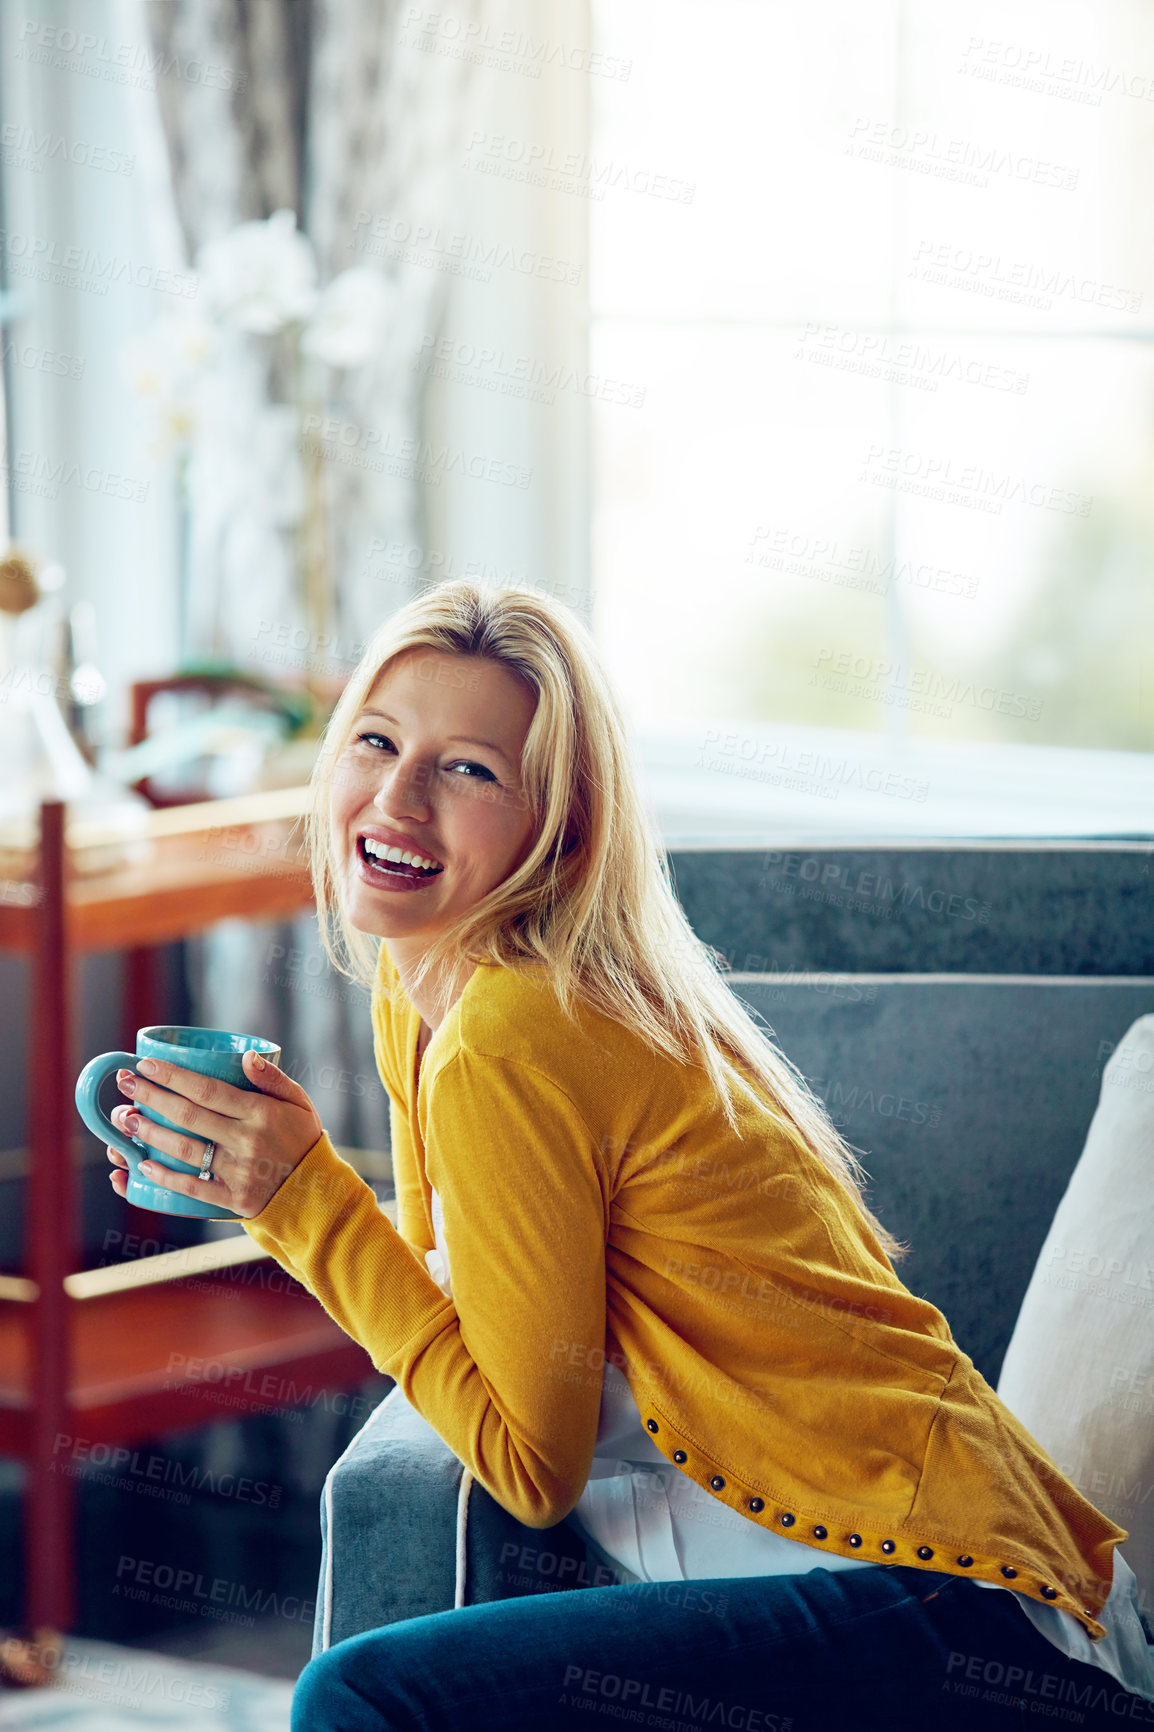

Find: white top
[426,1188,1154,1702]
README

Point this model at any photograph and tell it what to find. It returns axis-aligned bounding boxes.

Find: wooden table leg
[121,945,166,1248]
[123,945,163,1046]
[27,798,75,1633]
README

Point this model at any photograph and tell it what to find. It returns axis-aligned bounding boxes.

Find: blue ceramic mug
[74,1025,281,1219]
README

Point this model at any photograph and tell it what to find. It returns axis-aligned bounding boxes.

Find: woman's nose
[376,760,432,814]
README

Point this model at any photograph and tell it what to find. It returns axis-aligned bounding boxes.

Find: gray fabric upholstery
[315,1385,595,1654]
[735,977,1154,1382]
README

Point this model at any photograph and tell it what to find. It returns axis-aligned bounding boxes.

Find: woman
[108,581,1154,1730]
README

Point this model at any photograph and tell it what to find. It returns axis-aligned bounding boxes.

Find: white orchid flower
[119,310,218,452]
[301,266,395,368]
[196,208,319,335]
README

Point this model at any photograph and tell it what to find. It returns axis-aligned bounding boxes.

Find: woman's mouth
[356,835,445,891]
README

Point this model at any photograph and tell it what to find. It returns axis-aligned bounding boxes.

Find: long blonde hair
[306,580,908,1265]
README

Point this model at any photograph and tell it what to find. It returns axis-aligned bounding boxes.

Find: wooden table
[0,791,377,1637]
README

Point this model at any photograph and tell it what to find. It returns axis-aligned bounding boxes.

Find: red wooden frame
[0,796,376,1637]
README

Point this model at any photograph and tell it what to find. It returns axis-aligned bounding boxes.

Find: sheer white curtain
[417,0,593,621]
[0,0,183,744]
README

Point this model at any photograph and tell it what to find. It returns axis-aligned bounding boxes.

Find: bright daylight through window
[589,1,1154,837]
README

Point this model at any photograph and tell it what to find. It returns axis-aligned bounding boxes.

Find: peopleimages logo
[746,526,979,599]
[52,1433,281,1508]
[910,238,1143,314]
[400,4,633,81]
[858,443,1093,518]
[114,1555,313,1625]
[760,853,992,926]
[559,1664,793,1728]
[14,21,246,92]
[846,116,1079,191]
[462,128,696,203]
[0,335,85,379]
[0,123,135,175]
[300,413,533,490]
[959,35,1154,107]
[413,333,646,408]
[793,322,1029,396]
[810,647,1042,721]
[701,729,931,802]
[0,226,197,297]
[0,450,149,503]
[351,211,582,286]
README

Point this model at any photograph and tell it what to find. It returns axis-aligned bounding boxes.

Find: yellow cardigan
[244,945,1126,1641]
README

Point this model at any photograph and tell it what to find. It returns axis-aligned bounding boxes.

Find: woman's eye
[353,734,496,782]
[447,761,498,783]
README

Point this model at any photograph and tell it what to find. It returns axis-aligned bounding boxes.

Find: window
[589,1,1154,836]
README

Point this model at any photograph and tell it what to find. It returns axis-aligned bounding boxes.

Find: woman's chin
[346,890,432,940]
[348,903,414,938]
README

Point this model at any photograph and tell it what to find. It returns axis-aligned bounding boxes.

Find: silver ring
[197,1140,216,1182]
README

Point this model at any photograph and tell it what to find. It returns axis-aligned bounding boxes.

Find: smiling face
[330,648,539,957]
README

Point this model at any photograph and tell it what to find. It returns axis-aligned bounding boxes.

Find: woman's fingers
[113,1063,247,1163]
[109,1104,221,1182]
[111,1098,230,1176]
[108,1105,253,1209]
[104,1057,321,1221]
[115,1069,232,1147]
[106,1144,129,1169]
[119,1057,252,1120]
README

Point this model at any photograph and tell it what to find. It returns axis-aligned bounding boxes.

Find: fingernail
[251,1051,266,1071]
[123,1112,140,1133]
[118,1075,137,1096]
[138,1058,158,1075]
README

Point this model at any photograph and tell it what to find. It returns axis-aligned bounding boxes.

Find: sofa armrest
[314,1383,598,1653]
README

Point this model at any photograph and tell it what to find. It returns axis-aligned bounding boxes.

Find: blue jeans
[292,1563,1153,1731]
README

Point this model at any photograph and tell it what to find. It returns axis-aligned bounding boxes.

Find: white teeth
[362,837,440,872]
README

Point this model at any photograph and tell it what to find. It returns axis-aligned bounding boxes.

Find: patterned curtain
[144,0,480,1158]
[146,0,309,664]
[305,0,482,650]
[148,0,308,247]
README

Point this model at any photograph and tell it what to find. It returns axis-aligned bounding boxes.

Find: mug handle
[74,1050,144,1163]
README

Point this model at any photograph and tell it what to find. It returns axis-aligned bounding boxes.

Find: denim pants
[291,1562,1154,1731]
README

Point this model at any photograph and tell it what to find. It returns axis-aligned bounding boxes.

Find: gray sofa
[313,842,1154,1651]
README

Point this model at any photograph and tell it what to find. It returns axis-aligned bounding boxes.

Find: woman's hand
[105,1049,323,1219]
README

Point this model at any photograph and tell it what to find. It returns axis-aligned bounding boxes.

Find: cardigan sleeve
[241,1049,610,1528]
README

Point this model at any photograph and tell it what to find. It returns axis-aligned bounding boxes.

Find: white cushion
[997,1013,1154,1621]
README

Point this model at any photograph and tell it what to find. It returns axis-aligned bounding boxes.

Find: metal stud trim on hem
[641,1404,1093,1632]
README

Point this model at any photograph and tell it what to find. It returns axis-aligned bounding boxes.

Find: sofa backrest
[667,843,1154,1384]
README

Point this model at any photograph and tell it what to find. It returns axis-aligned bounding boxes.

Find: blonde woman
[107,582,1154,1729]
